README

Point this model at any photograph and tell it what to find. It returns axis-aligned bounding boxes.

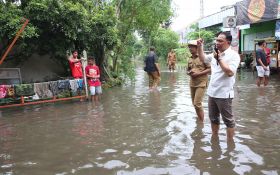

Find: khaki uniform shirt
[168,52,176,63]
[187,55,210,87]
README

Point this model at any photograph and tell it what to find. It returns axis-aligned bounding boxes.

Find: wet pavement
[0,68,279,175]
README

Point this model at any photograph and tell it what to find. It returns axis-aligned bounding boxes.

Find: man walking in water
[197,32,240,141]
[86,57,102,102]
[256,40,270,86]
[144,47,161,90]
[167,49,176,72]
[187,40,211,122]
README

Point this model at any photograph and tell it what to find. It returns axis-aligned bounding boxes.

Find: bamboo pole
[82,50,89,99]
[0,19,29,65]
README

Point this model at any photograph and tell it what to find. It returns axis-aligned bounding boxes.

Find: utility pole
[200,0,204,18]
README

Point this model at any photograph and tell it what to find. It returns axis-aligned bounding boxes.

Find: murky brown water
[0,68,279,175]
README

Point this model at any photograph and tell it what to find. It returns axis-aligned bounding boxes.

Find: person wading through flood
[256,40,270,87]
[197,32,240,141]
[144,47,161,90]
[187,40,211,122]
[85,57,102,103]
[167,49,176,72]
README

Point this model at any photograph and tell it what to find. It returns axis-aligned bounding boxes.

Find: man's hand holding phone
[214,45,220,65]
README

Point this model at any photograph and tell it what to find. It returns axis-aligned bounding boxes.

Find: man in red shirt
[85,57,102,102]
[68,50,83,79]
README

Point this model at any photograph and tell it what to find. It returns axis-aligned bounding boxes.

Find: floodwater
[0,68,279,175]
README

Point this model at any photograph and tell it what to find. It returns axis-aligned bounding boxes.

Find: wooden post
[0,19,29,65]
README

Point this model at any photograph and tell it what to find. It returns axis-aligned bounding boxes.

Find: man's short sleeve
[154,54,159,63]
[205,62,211,68]
[85,66,89,74]
[228,53,240,74]
[256,50,262,60]
[204,54,213,64]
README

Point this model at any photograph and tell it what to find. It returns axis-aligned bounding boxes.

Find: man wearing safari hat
[187,40,211,123]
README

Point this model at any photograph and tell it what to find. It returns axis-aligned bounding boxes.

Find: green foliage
[244,53,253,68]
[1,0,118,75]
[118,34,137,80]
[111,0,173,75]
[133,40,144,57]
[1,0,174,81]
[152,28,179,59]
[175,47,191,64]
[186,23,217,51]
[0,3,37,61]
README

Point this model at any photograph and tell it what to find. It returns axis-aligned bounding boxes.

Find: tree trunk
[112,55,118,72]
[93,41,108,81]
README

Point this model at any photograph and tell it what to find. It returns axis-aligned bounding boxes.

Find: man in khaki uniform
[167,49,176,72]
[187,40,211,122]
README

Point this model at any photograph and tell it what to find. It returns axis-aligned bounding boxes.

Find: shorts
[90,86,102,96]
[208,96,235,128]
[256,66,270,77]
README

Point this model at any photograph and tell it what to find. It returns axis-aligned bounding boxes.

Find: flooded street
[0,68,279,175]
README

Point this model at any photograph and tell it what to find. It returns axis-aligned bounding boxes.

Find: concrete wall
[2,54,67,83]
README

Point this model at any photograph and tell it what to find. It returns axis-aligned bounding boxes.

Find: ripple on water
[123,150,132,155]
[77,163,94,170]
[135,151,152,157]
[103,160,129,169]
[261,170,279,175]
[103,149,118,153]
[1,164,13,168]
[1,71,280,175]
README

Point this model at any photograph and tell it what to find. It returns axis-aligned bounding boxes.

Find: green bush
[244,53,253,68]
[175,47,191,64]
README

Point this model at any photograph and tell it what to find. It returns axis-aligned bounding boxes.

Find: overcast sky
[171,0,242,31]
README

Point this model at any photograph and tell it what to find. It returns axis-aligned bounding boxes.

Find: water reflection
[72,103,105,145]
[147,90,161,117]
[0,70,279,175]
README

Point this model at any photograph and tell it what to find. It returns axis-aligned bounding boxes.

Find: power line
[200,0,204,18]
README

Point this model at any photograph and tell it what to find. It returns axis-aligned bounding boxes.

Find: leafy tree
[1,0,118,77]
[175,47,191,64]
[186,23,217,51]
[0,2,37,63]
[1,0,174,81]
[111,0,173,72]
[152,28,179,60]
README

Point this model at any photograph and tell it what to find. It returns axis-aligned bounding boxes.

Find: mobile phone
[214,45,219,65]
[214,45,219,55]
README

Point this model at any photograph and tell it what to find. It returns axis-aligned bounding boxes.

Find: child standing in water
[85,57,102,102]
